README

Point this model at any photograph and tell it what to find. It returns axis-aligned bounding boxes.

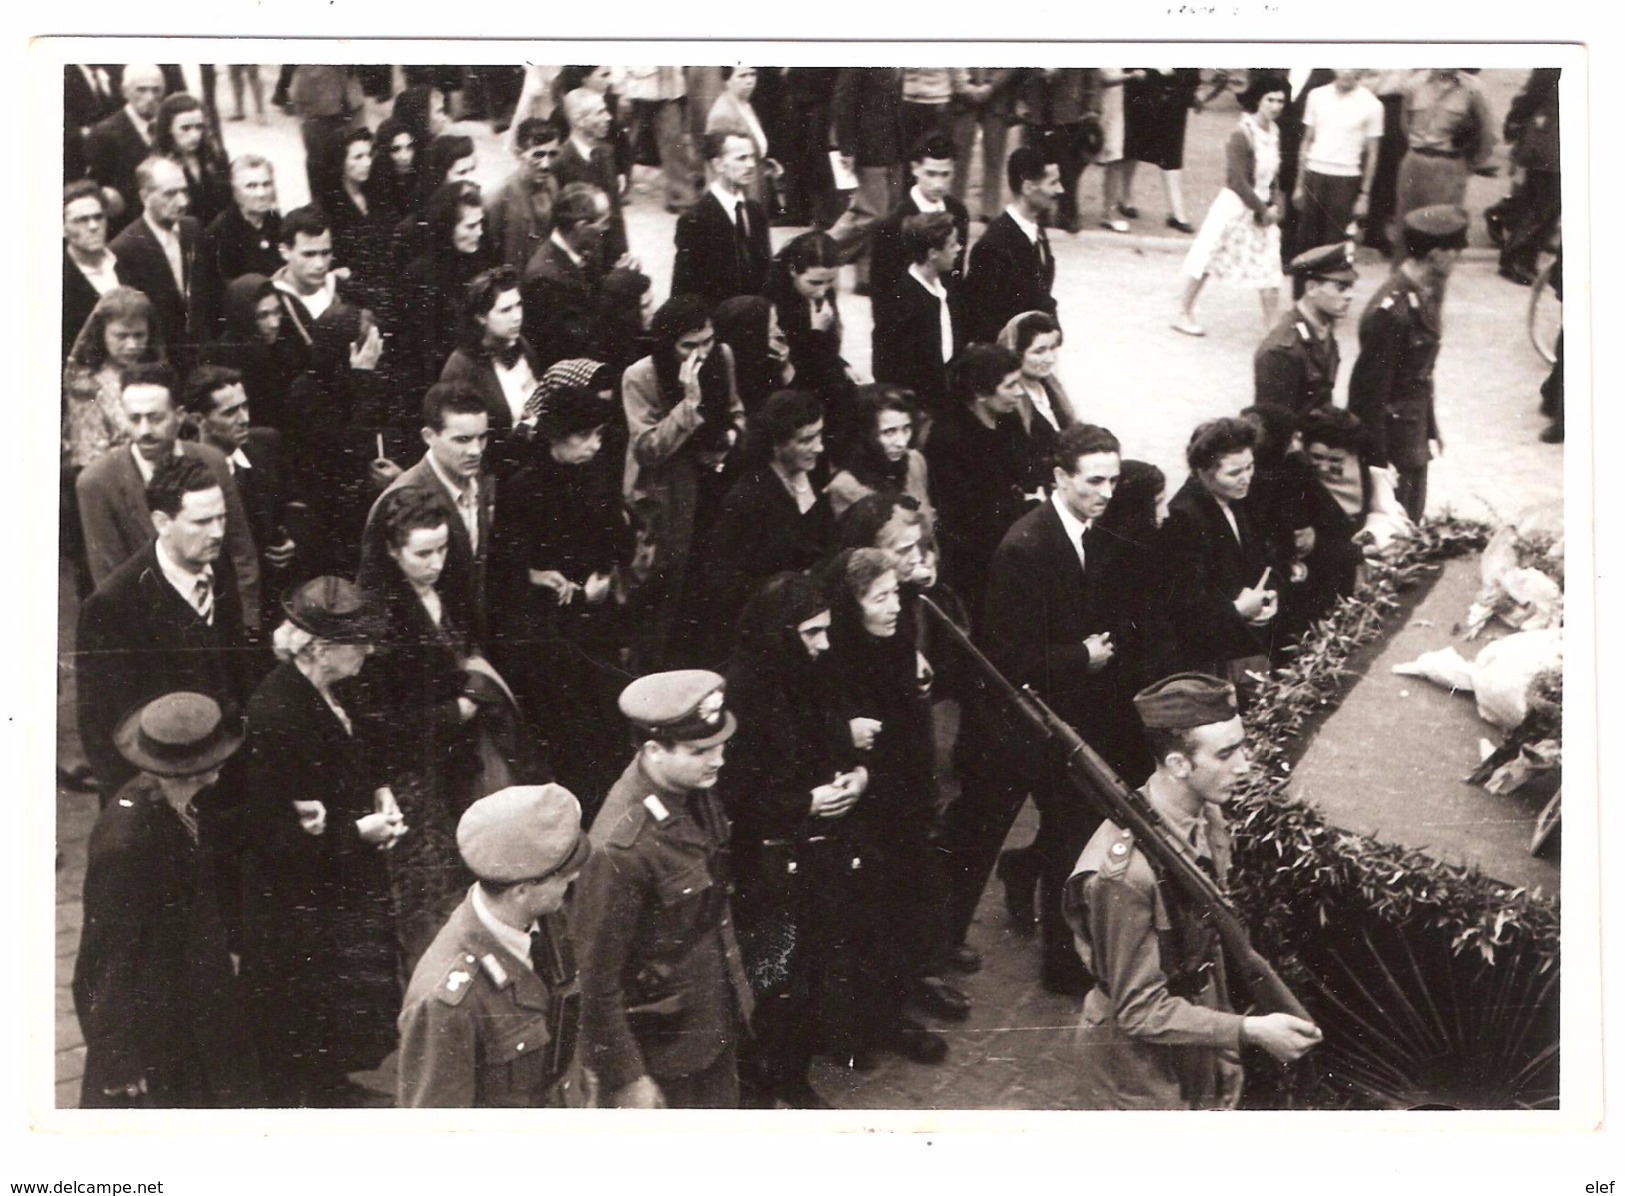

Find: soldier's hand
[609,1075,666,1109]
[1083,632,1115,671]
[1243,1012,1323,1063]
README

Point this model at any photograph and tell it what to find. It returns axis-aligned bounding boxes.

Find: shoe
[947,945,983,974]
[1100,218,1131,234]
[1498,265,1537,286]
[1116,203,1141,220]
[996,847,1038,931]
[1166,216,1196,234]
[1042,952,1092,998]
[1171,319,1207,338]
[911,976,971,1021]
[1539,424,1564,444]
[776,1080,834,1110]
[886,1017,949,1064]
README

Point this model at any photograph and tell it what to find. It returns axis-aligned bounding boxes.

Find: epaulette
[606,799,656,849]
[434,952,480,1006]
[479,953,511,989]
[1378,295,1396,310]
[1295,320,1312,342]
[1098,826,1137,881]
[1407,291,1421,310]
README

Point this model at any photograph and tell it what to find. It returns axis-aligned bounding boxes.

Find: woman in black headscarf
[724,571,872,1106]
[366,115,423,228]
[194,273,300,433]
[154,93,231,228]
[596,265,653,380]
[1094,458,1178,690]
[823,547,952,1067]
[711,294,794,417]
[391,132,479,269]
[764,231,857,442]
[394,180,495,391]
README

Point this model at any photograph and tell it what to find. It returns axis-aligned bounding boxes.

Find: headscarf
[367,114,421,220]
[522,357,614,423]
[1096,459,1166,546]
[728,570,829,679]
[650,296,735,455]
[713,295,785,413]
[219,273,276,345]
[997,310,1078,432]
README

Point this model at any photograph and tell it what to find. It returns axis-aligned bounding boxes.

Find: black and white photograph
[19,22,1610,1194]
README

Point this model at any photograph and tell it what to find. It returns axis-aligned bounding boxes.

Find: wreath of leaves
[1227,516,1561,974]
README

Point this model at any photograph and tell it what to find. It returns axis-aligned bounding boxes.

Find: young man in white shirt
[1294,70,1384,262]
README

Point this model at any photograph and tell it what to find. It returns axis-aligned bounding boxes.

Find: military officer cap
[1133,672,1240,729]
[619,669,737,747]
[1287,241,1357,284]
[457,784,591,884]
[1403,205,1470,255]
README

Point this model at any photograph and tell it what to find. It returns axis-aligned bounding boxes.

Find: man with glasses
[487,117,562,279]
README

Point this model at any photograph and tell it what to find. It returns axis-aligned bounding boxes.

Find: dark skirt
[1124,77,1193,171]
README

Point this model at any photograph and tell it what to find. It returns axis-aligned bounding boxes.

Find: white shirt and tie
[471,884,538,973]
[144,212,186,294]
[909,184,946,215]
[711,181,751,241]
[155,537,215,625]
[1051,491,1091,572]
[1005,203,1049,272]
[426,451,481,556]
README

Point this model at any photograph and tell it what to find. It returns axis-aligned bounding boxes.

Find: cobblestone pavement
[52,66,1573,1109]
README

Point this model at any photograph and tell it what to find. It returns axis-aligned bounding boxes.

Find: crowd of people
[60,63,1559,1113]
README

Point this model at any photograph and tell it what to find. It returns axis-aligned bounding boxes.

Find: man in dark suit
[108,157,199,361]
[62,180,128,358]
[869,133,970,322]
[72,691,260,1107]
[556,88,631,266]
[64,64,121,183]
[76,455,256,802]
[184,365,299,625]
[944,423,1141,996]
[671,131,772,309]
[191,154,283,343]
[871,212,965,418]
[963,144,1062,343]
[76,363,261,628]
[360,382,497,646]
[84,64,166,235]
[522,182,611,367]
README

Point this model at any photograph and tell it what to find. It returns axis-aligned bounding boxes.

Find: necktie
[1036,225,1051,274]
[193,574,214,625]
[458,484,480,554]
[145,119,156,144]
[734,200,751,276]
[1077,522,1089,572]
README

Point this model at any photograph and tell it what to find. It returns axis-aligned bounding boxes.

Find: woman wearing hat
[74,692,260,1108]
[239,577,404,1107]
[490,382,631,822]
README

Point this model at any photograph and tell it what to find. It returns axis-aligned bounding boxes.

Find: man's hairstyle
[553,182,608,233]
[464,265,521,319]
[122,361,179,401]
[181,365,243,415]
[1300,405,1365,454]
[422,381,491,431]
[63,178,104,214]
[836,491,923,553]
[374,483,450,551]
[902,211,958,263]
[1006,144,1056,195]
[703,129,752,164]
[1144,724,1203,767]
[278,204,330,246]
[1052,423,1122,473]
[230,153,274,182]
[1239,72,1290,115]
[949,343,1022,406]
[1186,416,1260,473]
[911,132,956,164]
[134,156,177,196]
[146,454,218,518]
[515,116,561,151]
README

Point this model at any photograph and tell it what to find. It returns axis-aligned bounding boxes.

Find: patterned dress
[1182,115,1283,288]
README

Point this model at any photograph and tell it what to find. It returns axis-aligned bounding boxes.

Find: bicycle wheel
[1527,259,1562,365]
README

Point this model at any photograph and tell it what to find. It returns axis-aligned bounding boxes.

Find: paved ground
[52,65,1571,1109]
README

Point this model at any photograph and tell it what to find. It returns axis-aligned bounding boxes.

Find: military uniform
[575,756,755,1107]
[1347,265,1442,522]
[397,893,584,1107]
[1062,799,1246,1110]
[1254,308,1341,415]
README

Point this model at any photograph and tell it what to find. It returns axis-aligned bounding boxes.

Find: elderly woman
[153,93,231,228]
[490,383,630,823]
[439,264,542,479]
[355,486,487,966]
[1160,416,1283,700]
[395,180,495,391]
[690,389,833,669]
[824,547,953,1067]
[621,295,745,668]
[723,571,871,1107]
[239,576,405,1107]
[997,311,1078,464]
[825,384,935,524]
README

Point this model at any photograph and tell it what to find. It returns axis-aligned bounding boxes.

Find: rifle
[917,594,1312,1023]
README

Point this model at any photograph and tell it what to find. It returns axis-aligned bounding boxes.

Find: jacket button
[517,1042,525,1051]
